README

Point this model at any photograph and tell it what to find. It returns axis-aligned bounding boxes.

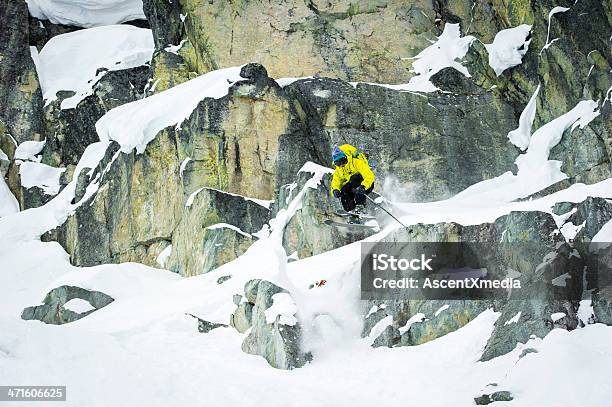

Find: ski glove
[353,185,366,195]
[333,190,341,199]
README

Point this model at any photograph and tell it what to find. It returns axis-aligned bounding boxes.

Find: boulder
[186,313,228,333]
[239,279,310,369]
[21,285,114,325]
[474,390,513,405]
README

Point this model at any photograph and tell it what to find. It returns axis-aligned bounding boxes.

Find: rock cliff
[1,0,610,373]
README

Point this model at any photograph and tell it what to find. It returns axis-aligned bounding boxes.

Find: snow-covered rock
[484,24,532,76]
[96,65,245,154]
[238,279,310,369]
[26,0,146,28]
[18,161,65,195]
[36,25,154,109]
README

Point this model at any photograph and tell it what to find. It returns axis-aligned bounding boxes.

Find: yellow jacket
[331,144,375,194]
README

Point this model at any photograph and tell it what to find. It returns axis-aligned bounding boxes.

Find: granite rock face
[52,64,286,271]
[281,76,519,201]
[167,187,271,276]
[166,0,440,83]
[0,1,45,144]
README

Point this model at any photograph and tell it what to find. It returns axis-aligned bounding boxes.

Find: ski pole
[364,193,407,228]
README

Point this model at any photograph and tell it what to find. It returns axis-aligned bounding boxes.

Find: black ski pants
[340,173,374,212]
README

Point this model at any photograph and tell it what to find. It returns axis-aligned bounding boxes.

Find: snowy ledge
[185,186,272,210]
[206,223,253,239]
[96,66,246,154]
[33,25,154,110]
[26,0,146,28]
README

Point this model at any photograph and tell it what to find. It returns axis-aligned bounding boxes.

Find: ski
[323,219,377,230]
[335,210,376,220]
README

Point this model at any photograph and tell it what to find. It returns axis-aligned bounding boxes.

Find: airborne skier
[330,144,375,222]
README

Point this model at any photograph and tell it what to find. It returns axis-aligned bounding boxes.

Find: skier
[330,143,375,222]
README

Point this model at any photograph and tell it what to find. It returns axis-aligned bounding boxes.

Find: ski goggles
[334,157,348,167]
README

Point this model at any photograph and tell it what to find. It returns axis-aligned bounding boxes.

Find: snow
[485,24,532,76]
[577,298,594,325]
[185,187,204,208]
[516,100,597,173]
[312,89,332,98]
[179,157,191,179]
[64,298,96,314]
[155,245,172,268]
[500,325,612,407]
[365,305,379,318]
[96,66,245,154]
[35,25,154,110]
[185,186,272,210]
[26,0,146,28]
[402,23,475,92]
[504,312,522,326]
[14,139,45,161]
[382,23,475,93]
[205,187,274,209]
[592,219,612,247]
[398,312,426,335]
[541,7,571,53]
[298,161,334,177]
[441,99,600,205]
[281,23,531,94]
[507,84,540,150]
[0,141,108,245]
[559,220,585,241]
[164,40,187,55]
[341,23,476,94]
[264,293,298,326]
[206,223,252,239]
[550,312,566,322]
[367,315,393,342]
[18,161,66,195]
[0,148,7,162]
[435,304,450,317]
[0,177,19,217]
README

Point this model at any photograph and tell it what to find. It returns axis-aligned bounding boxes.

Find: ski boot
[348,204,367,224]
